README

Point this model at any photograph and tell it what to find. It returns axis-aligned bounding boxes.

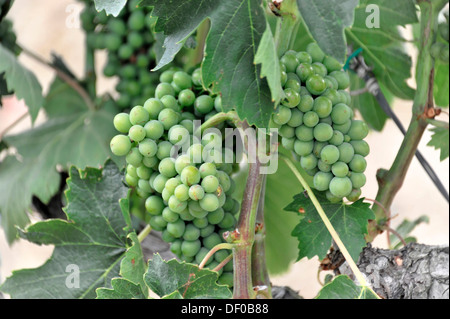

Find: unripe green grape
[125,81,141,96]
[199,163,217,178]
[168,125,190,145]
[280,70,288,87]
[318,159,331,172]
[126,147,143,167]
[161,230,176,243]
[273,105,292,125]
[158,108,180,130]
[214,249,230,263]
[323,56,343,73]
[104,33,122,51]
[188,144,204,164]
[306,42,325,63]
[170,239,182,256]
[127,31,144,49]
[216,171,231,193]
[347,188,362,202]
[297,95,314,112]
[165,177,181,194]
[143,98,163,119]
[218,213,236,229]
[299,86,312,96]
[108,18,127,35]
[125,173,138,187]
[218,272,234,287]
[127,164,138,178]
[329,130,344,146]
[174,184,190,201]
[201,175,220,193]
[306,74,327,95]
[174,154,191,175]
[144,195,165,216]
[329,71,350,90]
[113,113,133,134]
[183,224,201,241]
[313,96,333,118]
[110,135,132,156]
[155,82,175,99]
[158,157,177,178]
[284,76,301,93]
[303,111,320,127]
[194,95,215,114]
[143,120,164,141]
[208,208,225,225]
[339,90,352,105]
[167,219,186,238]
[160,95,179,111]
[138,139,157,157]
[189,184,205,201]
[196,247,213,266]
[214,96,223,112]
[349,154,367,173]
[333,120,352,134]
[181,166,201,186]
[350,140,370,157]
[280,52,300,73]
[128,125,146,142]
[200,193,220,212]
[128,10,145,31]
[129,105,150,126]
[153,174,169,193]
[279,125,295,138]
[161,188,172,202]
[149,215,168,231]
[282,88,301,108]
[347,120,369,140]
[312,141,327,158]
[324,76,339,90]
[178,89,196,107]
[173,71,193,90]
[312,62,328,77]
[337,142,355,163]
[331,161,349,178]
[329,176,353,198]
[287,109,304,127]
[313,171,333,191]
[178,208,194,221]
[203,233,222,250]
[168,195,188,213]
[331,103,352,125]
[300,153,318,170]
[313,123,334,142]
[296,51,313,64]
[118,44,133,60]
[136,54,149,68]
[322,88,343,106]
[136,165,152,180]
[162,207,180,223]
[349,172,366,189]
[296,63,314,82]
[156,141,173,160]
[321,145,340,165]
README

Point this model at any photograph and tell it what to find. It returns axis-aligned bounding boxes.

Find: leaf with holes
[285,192,374,262]
[0,161,131,299]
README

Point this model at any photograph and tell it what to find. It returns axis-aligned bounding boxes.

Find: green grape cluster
[78,0,162,109]
[110,68,237,287]
[274,43,370,203]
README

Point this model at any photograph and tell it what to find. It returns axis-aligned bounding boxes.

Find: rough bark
[338,243,449,299]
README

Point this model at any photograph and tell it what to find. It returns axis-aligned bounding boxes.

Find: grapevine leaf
[349,71,389,131]
[427,126,449,161]
[285,192,375,262]
[141,0,274,128]
[255,22,285,106]
[296,0,358,63]
[0,161,131,299]
[346,0,417,100]
[0,43,43,122]
[96,278,146,299]
[434,59,449,107]
[144,254,232,299]
[315,275,379,299]
[94,0,127,17]
[0,77,121,243]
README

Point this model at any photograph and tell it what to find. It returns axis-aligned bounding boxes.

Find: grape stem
[198,243,235,269]
[195,111,240,135]
[17,44,96,111]
[279,152,380,298]
[137,224,152,243]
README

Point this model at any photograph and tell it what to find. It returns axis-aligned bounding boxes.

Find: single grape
[158,108,180,130]
[296,63,314,82]
[195,95,215,114]
[313,123,334,142]
[273,105,292,126]
[329,177,353,198]
[175,154,192,174]
[138,139,158,157]
[329,130,344,146]
[349,172,366,189]
[329,71,350,90]
[280,52,300,73]
[128,125,146,142]
[118,44,133,60]
[303,111,320,127]
[349,154,367,173]
[201,175,220,193]
[145,195,165,216]
[128,10,145,31]
[155,82,175,99]
[203,233,222,250]
[323,56,342,73]
[300,153,318,170]
[347,188,362,202]
[337,142,355,163]
[333,120,352,134]
[306,42,325,63]
[149,215,168,231]
[331,103,352,125]
[282,137,295,151]
[313,171,333,191]
[110,135,132,156]
[312,62,328,77]
[200,193,220,212]
[160,95,179,111]
[183,224,201,241]
[181,166,201,186]
[295,125,314,141]
[287,109,304,127]
[326,190,342,203]
[331,161,349,178]
[296,51,312,64]
[143,120,164,140]
[297,95,314,112]
[178,89,196,107]
[207,208,225,225]
[324,75,339,90]
[318,159,331,172]
[218,213,235,229]
[350,140,370,157]
[126,147,143,167]
[165,177,181,193]
[306,74,327,95]
[347,120,369,140]
[282,88,301,108]
[313,96,333,118]
[168,125,190,145]
[152,174,169,193]
[168,195,188,213]
[173,71,192,90]
[162,207,180,223]
[313,141,327,158]
[189,184,205,201]
[199,162,217,178]
[158,157,177,178]
[321,145,340,165]
[279,125,295,139]
[284,76,301,93]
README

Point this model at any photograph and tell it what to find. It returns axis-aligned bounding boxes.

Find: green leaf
[285,192,375,262]
[389,215,429,249]
[142,0,273,128]
[297,0,358,63]
[144,254,232,299]
[346,0,417,100]
[96,278,146,299]
[315,275,379,299]
[0,161,130,299]
[94,0,127,17]
[427,126,449,161]
[349,71,388,131]
[0,43,43,122]
[434,59,449,107]
[0,77,120,243]
[255,22,285,106]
